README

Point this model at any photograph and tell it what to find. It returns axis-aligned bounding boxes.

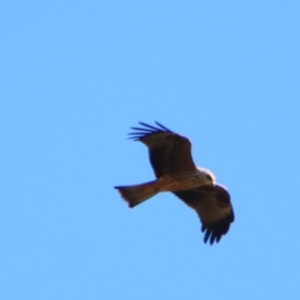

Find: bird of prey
[114,122,234,244]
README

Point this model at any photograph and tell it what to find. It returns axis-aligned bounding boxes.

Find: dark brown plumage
[129,121,197,178]
[173,185,234,244]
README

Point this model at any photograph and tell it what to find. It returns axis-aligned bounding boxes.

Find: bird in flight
[114,122,234,244]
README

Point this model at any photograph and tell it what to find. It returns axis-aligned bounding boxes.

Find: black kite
[115,122,234,244]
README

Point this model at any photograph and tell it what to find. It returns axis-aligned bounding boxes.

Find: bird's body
[157,170,213,191]
[114,122,234,244]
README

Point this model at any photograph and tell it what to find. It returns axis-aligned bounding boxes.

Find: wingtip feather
[154,121,172,132]
[126,121,173,141]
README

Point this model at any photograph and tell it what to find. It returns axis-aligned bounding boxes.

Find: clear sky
[1,2,300,299]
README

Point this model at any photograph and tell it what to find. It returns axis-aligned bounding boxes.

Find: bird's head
[197,167,216,185]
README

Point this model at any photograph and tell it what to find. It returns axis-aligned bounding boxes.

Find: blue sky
[1,1,300,299]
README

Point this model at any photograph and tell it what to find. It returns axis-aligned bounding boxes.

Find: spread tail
[115,180,159,208]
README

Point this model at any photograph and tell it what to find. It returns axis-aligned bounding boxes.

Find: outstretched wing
[173,185,234,245]
[129,122,197,178]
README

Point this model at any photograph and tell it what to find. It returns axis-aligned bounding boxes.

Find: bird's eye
[205,174,213,181]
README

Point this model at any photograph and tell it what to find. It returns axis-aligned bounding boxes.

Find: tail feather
[115,180,159,208]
